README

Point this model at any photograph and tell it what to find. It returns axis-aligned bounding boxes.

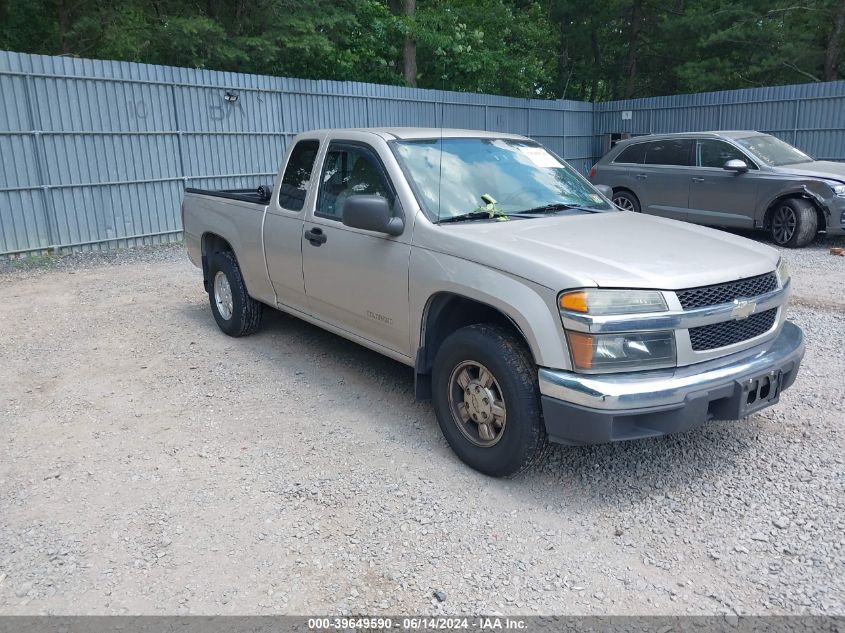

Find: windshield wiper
[511,202,602,216]
[437,211,508,224]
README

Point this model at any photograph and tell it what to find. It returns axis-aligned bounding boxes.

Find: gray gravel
[0,236,842,616]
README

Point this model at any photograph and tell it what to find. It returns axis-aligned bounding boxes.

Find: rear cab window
[279,140,320,211]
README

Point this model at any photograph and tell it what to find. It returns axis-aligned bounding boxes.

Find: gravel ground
[0,235,843,616]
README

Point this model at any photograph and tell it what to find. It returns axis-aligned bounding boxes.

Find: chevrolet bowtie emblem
[730,299,757,320]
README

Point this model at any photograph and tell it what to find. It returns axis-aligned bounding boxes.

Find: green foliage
[1,0,843,100]
[10,253,56,270]
[414,0,559,97]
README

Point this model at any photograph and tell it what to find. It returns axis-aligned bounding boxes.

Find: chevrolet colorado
[183,128,805,477]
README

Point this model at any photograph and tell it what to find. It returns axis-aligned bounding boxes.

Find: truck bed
[184,187,271,205]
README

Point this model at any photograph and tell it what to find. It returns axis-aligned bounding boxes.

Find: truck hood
[771,160,845,184]
[421,211,779,290]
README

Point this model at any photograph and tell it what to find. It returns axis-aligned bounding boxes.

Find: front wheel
[770,198,818,248]
[431,324,548,477]
[207,250,263,337]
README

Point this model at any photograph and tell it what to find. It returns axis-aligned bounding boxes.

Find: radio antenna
[436,56,446,223]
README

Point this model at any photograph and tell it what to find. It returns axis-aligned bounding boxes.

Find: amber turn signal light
[559,291,589,313]
[566,331,594,370]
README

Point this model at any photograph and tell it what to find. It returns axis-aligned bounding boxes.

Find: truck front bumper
[538,321,805,445]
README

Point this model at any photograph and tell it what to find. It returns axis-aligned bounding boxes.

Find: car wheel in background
[431,324,548,477]
[770,198,818,248]
[612,190,640,213]
[207,250,263,337]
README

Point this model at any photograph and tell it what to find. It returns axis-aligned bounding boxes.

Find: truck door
[264,139,321,314]
[301,140,412,357]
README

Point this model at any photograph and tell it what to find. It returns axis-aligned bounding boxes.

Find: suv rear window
[644,139,693,166]
[614,143,647,164]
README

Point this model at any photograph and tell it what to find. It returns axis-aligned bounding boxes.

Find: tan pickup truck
[183,128,805,477]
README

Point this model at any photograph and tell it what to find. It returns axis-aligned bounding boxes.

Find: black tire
[770,198,818,248]
[207,250,263,337]
[431,324,548,477]
[612,189,640,213]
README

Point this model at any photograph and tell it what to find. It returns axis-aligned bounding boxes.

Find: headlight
[566,331,676,372]
[831,184,845,197]
[558,289,667,315]
[776,258,790,287]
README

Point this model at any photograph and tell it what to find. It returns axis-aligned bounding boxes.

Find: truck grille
[689,308,778,351]
[677,272,778,310]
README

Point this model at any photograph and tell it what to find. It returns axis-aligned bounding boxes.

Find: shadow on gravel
[179,299,416,391]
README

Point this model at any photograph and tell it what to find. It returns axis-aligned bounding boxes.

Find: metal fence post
[526,104,531,138]
[170,85,188,195]
[21,73,60,254]
[562,108,567,161]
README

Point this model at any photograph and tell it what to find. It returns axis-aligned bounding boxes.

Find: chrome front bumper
[538,321,805,445]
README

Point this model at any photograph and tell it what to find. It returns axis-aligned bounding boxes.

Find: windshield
[734,135,813,167]
[391,138,612,221]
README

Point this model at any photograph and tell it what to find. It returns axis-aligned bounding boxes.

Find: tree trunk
[590,26,601,101]
[56,0,73,54]
[624,0,643,99]
[824,0,845,81]
[402,0,417,87]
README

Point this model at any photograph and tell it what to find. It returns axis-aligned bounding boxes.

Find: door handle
[635,173,648,180]
[692,176,705,183]
[304,227,327,246]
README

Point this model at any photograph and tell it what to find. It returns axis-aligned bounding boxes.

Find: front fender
[758,180,833,229]
[409,248,572,371]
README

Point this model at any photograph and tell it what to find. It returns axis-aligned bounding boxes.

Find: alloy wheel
[772,205,797,244]
[613,195,635,211]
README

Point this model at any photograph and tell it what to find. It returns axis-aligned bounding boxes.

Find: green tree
[2,0,843,100]
[414,0,559,97]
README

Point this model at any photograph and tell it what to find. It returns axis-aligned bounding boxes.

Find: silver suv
[589,131,845,247]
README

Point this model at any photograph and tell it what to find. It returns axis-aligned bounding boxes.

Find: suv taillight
[588,165,597,181]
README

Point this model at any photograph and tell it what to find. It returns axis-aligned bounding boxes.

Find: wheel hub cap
[213,271,234,320]
[448,361,507,447]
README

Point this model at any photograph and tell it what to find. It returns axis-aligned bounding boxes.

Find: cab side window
[696,139,756,169]
[279,140,320,211]
[316,144,397,220]
[644,139,693,166]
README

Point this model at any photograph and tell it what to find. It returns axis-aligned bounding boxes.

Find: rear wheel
[612,190,640,213]
[431,324,548,477]
[207,250,263,337]
[770,198,817,248]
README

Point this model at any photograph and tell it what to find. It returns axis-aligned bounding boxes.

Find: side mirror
[594,184,613,199]
[342,195,404,236]
[723,159,748,173]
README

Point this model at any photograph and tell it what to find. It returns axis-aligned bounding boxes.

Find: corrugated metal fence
[0,51,593,257]
[2,50,845,257]
[595,81,845,161]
